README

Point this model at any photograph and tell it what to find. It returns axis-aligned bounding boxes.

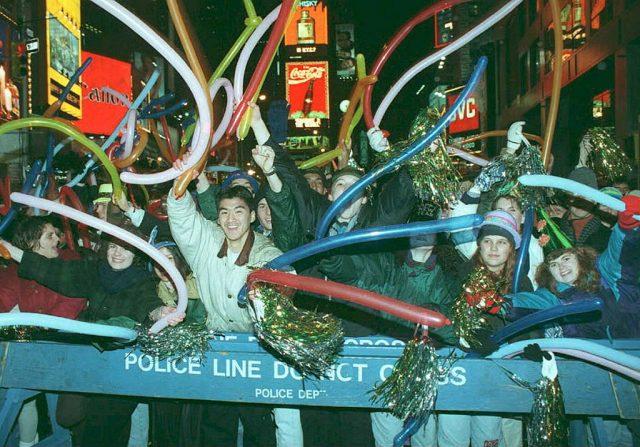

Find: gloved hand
[617,195,640,229]
[366,127,390,153]
[506,121,526,153]
[471,328,499,357]
[473,161,506,192]
[522,342,552,362]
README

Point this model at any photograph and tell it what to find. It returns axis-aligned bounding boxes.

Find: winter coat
[197,184,221,222]
[157,273,207,324]
[0,260,87,319]
[555,212,611,253]
[167,190,283,332]
[264,181,307,252]
[17,253,161,323]
[267,137,415,239]
[509,225,640,338]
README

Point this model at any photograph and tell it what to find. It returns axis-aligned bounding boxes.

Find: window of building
[592,89,613,123]
[544,23,555,73]
[529,39,541,87]
[519,52,529,95]
[591,0,613,31]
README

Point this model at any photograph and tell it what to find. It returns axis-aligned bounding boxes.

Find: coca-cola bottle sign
[288,66,326,85]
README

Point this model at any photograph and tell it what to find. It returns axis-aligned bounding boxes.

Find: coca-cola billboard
[75,51,132,135]
[286,61,329,128]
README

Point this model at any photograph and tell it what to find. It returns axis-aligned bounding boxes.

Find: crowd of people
[1,102,639,447]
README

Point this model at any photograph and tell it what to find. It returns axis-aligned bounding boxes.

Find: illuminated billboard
[285,61,329,129]
[74,51,131,135]
[0,17,20,122]
[335,24,355,78]
[447,92,480,134]
[284,1,328,47]
[45,0,82,118]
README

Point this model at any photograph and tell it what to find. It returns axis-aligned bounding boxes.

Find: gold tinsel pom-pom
[452,266,505,347]
[370,335,451,420]
[253,286,344,378]
[584,127,632,182]
[376,108,461,208]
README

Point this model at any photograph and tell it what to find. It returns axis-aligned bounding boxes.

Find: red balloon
[146,198,168,221]
[226,0,296,137]
[58,186,91,250]
[247,269,451,328]
[362,0,472,130]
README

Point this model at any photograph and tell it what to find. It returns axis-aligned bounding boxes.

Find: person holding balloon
[0,216,87,447]
[167,161,289,447]
[0,222,169,447]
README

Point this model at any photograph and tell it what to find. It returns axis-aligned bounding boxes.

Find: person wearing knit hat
[478,210,522,249]
[303,167,327,196]
[220,170,259,195]
[568,167,598,190]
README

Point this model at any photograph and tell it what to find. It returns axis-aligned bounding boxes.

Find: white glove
[506,121,526,153]
[367,127,390,153]
[577,134,593,168]
[541,351,558,380]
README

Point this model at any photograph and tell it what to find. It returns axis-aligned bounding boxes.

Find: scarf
[98,262,150,295]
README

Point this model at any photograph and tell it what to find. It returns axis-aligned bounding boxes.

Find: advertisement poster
[74,51,131,135]
[46,0,82,118]
[446,92,480,134]
[284,1,328,47]
[335,23,355,78]
[0,18,19,122]
[285,61,329,128]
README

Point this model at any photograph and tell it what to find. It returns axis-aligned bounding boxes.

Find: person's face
[613,182,630,196]
[256,198,272,231]
[548,252,580,286]
[35,223,60,259]
[336,32,352,50]
[304,172,326,195]
[329,175,366,223]
[230,179,254,195]
[494,198,523,232]
[218,197,256,243]
[95,202,108,220]
[478,235,512,273]
[567,196,594,219]
[107,242,135,271]
[154,246,174,282]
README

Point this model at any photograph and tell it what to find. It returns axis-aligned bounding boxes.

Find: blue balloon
[142,99,188,120]
[512,207,534,294]
[205,165,241,173]
[492,298,603,344]
[519,174,640,220]
[0,312,137,342]
[393,413,431,447]
[139,92,176,118]
[0,160,44,235]
[489,337,640,381]
[66,68,162,188]
[315,57,488,239]
[237,214,484,304]
[59,57,93,105]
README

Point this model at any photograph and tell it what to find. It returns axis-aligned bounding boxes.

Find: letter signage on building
[74,51,131,135]
[285,61,329,129]
[447,92,480,134]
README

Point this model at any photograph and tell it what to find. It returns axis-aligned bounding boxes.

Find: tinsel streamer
[0,325,42,341]
[253,285,344,378]
[536,207,573,255]
[498,365,569,447]
[370,334,452,420]
[585,127,631,182]
[135,322,217,362]
[478,144,548,207]
[376,108,460,208]
[452,266,504,347]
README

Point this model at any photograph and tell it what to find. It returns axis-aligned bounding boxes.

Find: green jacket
[18,252,162,323]
[319,251,458,343]
[265,182,307,252]
[197,184,221,222]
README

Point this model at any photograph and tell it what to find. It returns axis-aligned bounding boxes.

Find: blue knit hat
[599,186,623,200]
[478,210,521,249]
[221,170,259,193]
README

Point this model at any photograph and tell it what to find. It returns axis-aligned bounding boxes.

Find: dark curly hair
[96,222,148,267]
[12,216,62,252]
[535,246,601,295]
